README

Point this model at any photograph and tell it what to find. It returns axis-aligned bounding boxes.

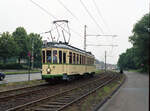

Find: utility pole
[105,51,106,72]
[31,38,34,69]
[83,25,117,51]
[84,25,87,51]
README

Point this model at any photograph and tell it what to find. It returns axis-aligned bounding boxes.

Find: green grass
[103,86,111,93]
[0,79,46,92]
[95,69,104,74]
[65,74,125,111]
[128,69,138,72]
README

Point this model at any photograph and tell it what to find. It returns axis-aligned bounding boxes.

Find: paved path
[98,71,149,111]
[0,73,41,84]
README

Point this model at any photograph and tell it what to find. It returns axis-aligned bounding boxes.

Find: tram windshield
[46,50,51,63]
[53,50,57,63]
[42,51,45,63]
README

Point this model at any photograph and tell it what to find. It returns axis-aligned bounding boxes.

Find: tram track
[0,83,48,101]
[0,74,105,111]
[5,72,117,111]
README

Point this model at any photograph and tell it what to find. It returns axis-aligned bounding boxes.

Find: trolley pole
[105,51,107,72]
[84,25,87,51]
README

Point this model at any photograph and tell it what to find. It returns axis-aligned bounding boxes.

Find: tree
[118,13,150,72]
[0,32,19,63]
[118,48,137,69]
[129,13,150,71]
[12,27,29,63]
[28,33,43,68]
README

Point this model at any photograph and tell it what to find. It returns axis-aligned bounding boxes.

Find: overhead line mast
[83,25,117,51]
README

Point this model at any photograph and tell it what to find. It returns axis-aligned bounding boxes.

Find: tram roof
[42,42,94,57]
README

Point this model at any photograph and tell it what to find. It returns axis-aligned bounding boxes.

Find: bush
[0,63,26,69]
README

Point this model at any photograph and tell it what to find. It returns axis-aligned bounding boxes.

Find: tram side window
[83,56,85,64]
[82,56,83,64]
[86,57,88,64]
[77,54,79,64]
[59,51,62,64]
[80,55,82,64]
[63,52,66,64]
[90,58,91,64]
[53,50,57,63]
[42,51,45,63]
[69,52,72,64]
[73,53,75,64]
[87,57,88,64]
[47,50,51,63]
[86,57,89,64]
[89,58,91,64]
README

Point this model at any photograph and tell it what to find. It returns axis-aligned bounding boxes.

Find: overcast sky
[0,0,149,64]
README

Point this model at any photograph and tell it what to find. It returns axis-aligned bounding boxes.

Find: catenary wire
[57,0,81,23]
[80,0,104,34]
[29,0,83,39]
[92,0,111,33]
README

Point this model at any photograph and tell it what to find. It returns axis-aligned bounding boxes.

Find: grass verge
[95,69,104,74]
[65,73,124,111]
[0,79,46,92]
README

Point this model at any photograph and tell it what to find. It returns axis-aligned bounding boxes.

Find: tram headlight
[47,68,51,74]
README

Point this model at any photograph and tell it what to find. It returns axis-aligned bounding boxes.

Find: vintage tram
[41,42,96,81]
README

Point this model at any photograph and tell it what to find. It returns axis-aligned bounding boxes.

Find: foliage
[0,32,19,63]
[117,13,150,72]
[12,27,29,63]
[0,27,43,69]
[118,48,137,69]
[0,63,23,69]
[28,33,43,68]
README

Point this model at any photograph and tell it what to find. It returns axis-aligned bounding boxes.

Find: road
[0,73,41,84]
[98,71,149,111]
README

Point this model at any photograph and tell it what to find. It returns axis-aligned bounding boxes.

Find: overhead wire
[80,0,104,34]
[57,0,81,23]
[92,0,119,59]
[92,0,111,33]
[30,0,57,20]
[29,0,83,39]
[56,0,86,40]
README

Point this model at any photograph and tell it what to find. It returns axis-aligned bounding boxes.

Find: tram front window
[53,50,57,63]
[47,50,51,63]
[42,51,45,63]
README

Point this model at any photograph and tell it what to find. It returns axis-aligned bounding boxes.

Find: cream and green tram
[41,42,96,81]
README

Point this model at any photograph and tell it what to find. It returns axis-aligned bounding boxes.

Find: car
[0,72,5,80]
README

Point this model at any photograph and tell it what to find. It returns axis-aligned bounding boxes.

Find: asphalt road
[98,71,149,111]
[0,73,41,84]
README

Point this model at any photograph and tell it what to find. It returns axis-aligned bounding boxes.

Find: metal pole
[84,25,87,51]
[31,38,34,69]
[105,51,106,72]
[28,57,31,81]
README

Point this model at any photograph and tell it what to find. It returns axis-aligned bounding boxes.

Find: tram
[41,42,96,81]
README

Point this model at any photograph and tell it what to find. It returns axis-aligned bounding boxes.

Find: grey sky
[0,0,149,64]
